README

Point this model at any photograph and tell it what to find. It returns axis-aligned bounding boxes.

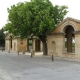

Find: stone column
[75,34,80,53]
[75,33,80,59]
[67,33,72,52]
[32,39,36,51]
[9,39,11,51]
[15,42,17,52]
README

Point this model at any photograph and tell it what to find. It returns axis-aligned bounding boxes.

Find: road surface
[0,51,80,80]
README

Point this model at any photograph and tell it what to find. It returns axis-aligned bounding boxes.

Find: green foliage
[28,40,32,46]
[4,0,68,55]
[4,0,68,39]
[4,23,13,33]
[72,43,75,47]
[28,42,32,46]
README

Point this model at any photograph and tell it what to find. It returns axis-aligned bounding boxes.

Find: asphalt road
[0,51,80,80]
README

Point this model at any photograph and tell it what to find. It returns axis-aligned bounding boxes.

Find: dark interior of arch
[65,25,75,53]
[10,35,12,49]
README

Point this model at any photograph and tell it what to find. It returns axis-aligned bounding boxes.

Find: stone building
[47,17,80,59]
[5,33,43,52]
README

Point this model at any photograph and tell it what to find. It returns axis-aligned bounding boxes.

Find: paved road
[0,51,80,80]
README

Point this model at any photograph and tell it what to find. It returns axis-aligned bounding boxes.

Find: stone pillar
[32,39,36,51]
[9,39,11,51]
[75,33,80,59]
[67,33,72,52]
[16,39,18,52]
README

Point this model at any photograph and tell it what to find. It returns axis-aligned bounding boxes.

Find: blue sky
[0,0,80,29]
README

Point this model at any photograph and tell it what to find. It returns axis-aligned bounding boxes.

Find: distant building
[5,33,43,52]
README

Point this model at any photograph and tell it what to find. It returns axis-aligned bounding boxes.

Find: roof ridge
[57,17,80,27]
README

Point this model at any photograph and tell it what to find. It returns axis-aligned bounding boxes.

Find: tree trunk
[42,40,47,55]
[39,35,47,55]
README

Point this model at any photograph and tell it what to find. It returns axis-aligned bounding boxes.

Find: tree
[0,28,5,47]
[4,0,68,55]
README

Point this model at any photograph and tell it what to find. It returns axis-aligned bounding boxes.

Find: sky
[0,0,80,29]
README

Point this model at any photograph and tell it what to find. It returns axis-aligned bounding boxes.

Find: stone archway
[64,25,75,53]
[60,22,77,33]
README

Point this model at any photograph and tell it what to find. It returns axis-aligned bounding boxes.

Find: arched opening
[35,39,40,51]
[10,35,12,49]
[64,25,75,53]
[27,39,33,51]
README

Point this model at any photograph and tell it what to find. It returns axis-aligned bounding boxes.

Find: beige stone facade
[5,34,43,52]
[5,34,27,52]
[47,17,80,59]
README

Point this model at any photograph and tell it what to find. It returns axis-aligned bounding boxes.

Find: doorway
[64,25,75,53]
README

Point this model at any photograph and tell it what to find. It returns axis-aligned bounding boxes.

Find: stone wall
[17,38,27,52]
[12,39,17,52]
[5,40,10,51]
[47,34,65,57]
[47,17,80,59]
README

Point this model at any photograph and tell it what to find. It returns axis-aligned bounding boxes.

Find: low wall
[62,53,77,59]
[49,52,58,57]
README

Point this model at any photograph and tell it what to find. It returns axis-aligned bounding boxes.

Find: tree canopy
[4,0,68,55]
